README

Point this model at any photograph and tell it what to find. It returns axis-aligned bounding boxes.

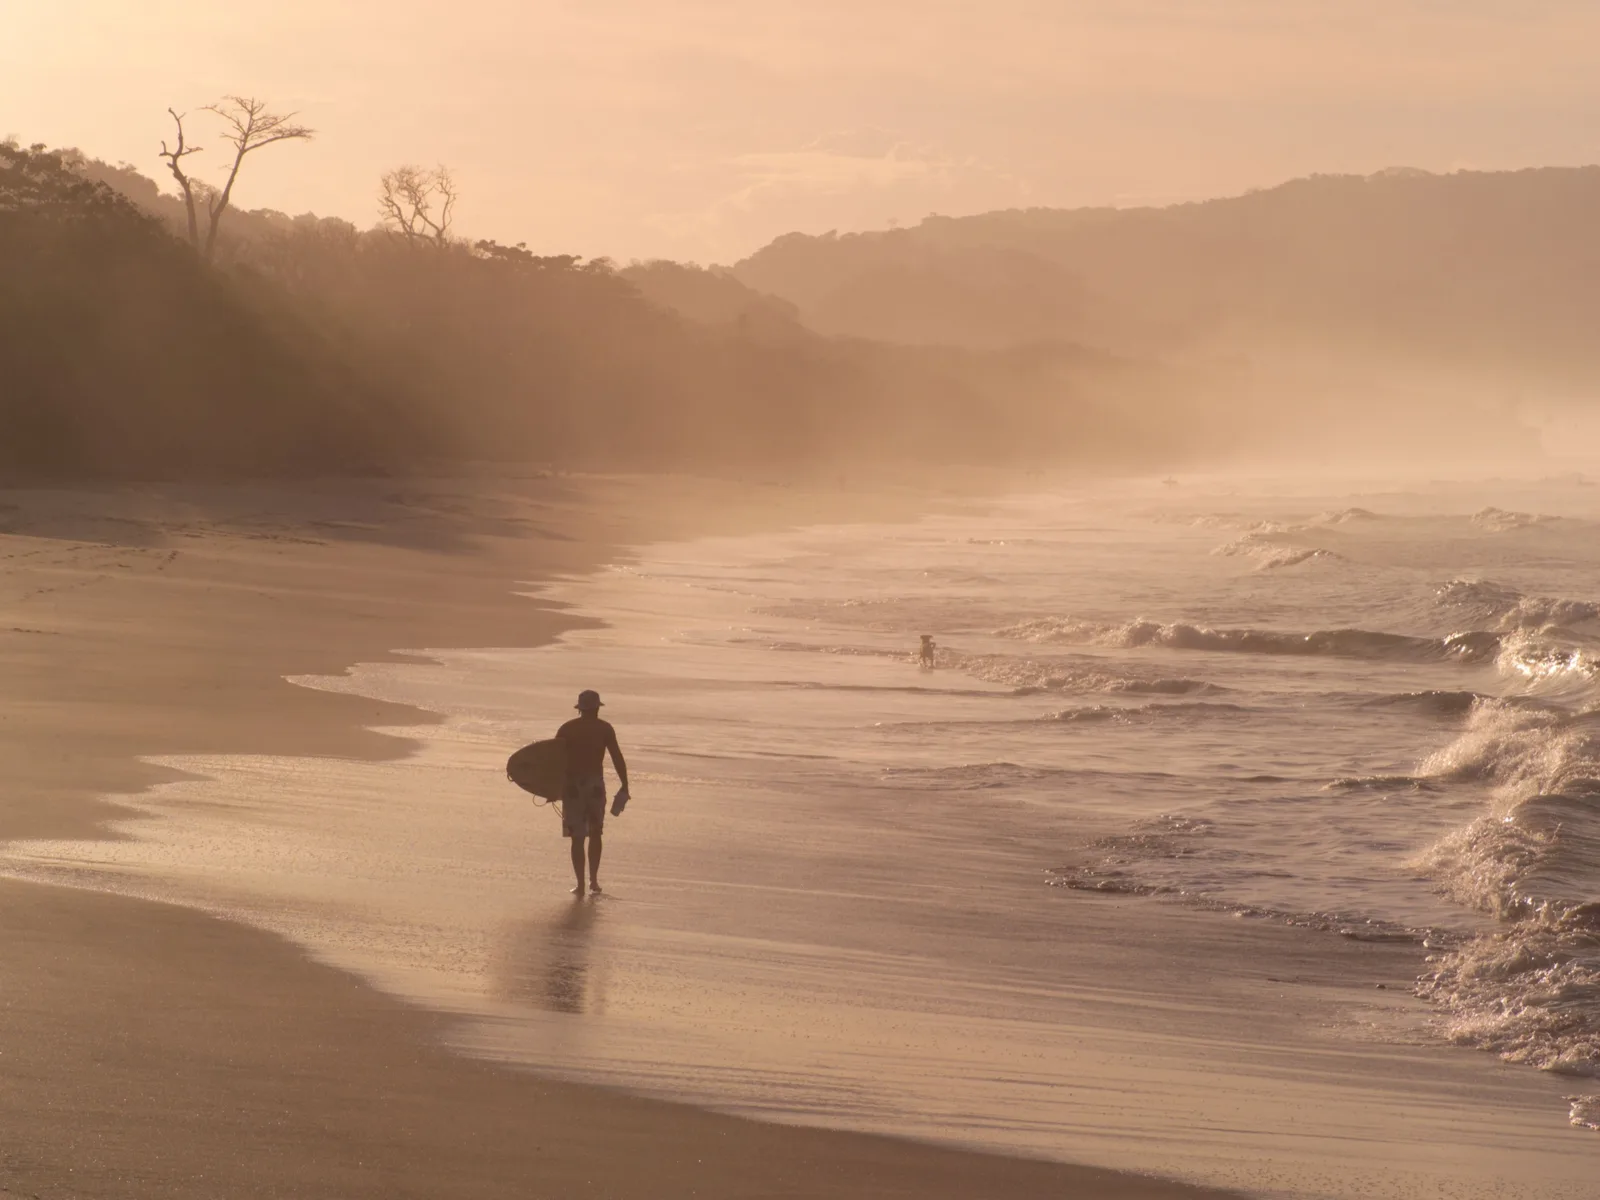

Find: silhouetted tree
[158,109,206,249]
[5,141,106,214]
[1,139,405,478]
[158,97,313,261]
[473,239,582,270]
[379,165,457,246]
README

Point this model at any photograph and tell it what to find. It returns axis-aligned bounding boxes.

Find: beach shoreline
[0,469,1250,1199]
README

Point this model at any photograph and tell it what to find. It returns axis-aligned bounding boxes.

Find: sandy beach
[7,472,1600,1200]
[0,472,1254,1200]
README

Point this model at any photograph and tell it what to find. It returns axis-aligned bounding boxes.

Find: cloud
[734,130,957,198]
[798,127,918,160]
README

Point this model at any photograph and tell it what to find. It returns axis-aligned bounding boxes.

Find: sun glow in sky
[4,1,1598,262]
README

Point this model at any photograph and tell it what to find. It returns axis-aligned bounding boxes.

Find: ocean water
[7,473,1600,1197]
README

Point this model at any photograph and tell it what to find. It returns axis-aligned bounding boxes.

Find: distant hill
[619,260,799,330]
[730,168,1600,392]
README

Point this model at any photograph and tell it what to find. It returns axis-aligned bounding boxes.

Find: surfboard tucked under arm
[506,738,567,800]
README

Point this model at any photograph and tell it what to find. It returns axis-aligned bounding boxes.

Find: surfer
[919,634,937,667]
[555,689,630,896]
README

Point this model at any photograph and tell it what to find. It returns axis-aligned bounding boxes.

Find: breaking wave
[1571,1094,1600,1131]
[1212,532,1339,570]
[1325,774,1438,792]
[1412,701,1600,1079]
[1495,630,1600,689]
[997,617,1501,663]
[1472,507,1557,532]
[1435,579,1600,632]
[1417,702,1600,802]
[1103,676,1223,695]
[1314,507,1382,524]
[1042,701,1248,724]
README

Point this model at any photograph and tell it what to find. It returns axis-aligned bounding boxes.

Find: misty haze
[2,5,1598,1200]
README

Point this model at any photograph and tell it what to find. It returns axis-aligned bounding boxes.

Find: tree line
[0,99,1204,481]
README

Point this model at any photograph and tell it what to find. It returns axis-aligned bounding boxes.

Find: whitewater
[6,472,1600,1198]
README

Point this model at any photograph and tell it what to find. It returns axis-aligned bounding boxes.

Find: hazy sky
[4,2,1598,263]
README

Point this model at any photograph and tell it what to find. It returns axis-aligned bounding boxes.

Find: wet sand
[0,472,1239,1199]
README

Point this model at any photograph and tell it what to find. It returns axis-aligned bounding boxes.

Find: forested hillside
[0,142,405,476]
[732,168,1600,392]
[1,140,1190,480]
[8,125,1575,484]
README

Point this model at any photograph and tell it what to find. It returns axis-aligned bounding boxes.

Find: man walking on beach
[556,690,629,895]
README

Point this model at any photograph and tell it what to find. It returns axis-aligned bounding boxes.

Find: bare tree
[158,108,205,250]
[200,96,314,261]
[159,97,313,260]
[378,165,458,246]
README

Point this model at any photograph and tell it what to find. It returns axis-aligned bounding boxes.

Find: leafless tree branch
[195,95,315,261]
[158,108,205,250]
[378,164,457,247]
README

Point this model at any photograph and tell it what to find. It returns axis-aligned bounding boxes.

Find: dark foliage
[2,144,1179,481]
[1,143,402,477]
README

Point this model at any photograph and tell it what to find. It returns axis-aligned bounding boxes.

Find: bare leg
[588,832,603,892]
[569,836,586,894]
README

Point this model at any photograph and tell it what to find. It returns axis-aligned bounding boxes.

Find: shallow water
[8,472,1600,1197]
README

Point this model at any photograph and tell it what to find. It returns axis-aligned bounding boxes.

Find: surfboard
[506,738,567,800]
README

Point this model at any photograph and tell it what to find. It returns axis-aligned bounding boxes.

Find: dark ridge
[1,142,1199,483]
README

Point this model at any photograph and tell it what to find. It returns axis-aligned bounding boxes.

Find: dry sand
[0,472,1240,1199]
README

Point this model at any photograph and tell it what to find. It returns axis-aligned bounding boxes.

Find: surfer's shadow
[493,898,610,1016]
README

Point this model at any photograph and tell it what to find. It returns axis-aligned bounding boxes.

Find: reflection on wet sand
[497,899,606,1015]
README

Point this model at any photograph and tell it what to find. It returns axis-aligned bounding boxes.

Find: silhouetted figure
[555,690,630,895]
[919,635,937,667]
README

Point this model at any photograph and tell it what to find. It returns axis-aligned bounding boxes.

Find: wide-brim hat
[575,689,603,710]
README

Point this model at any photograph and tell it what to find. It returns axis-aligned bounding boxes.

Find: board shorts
[562,775,606,839]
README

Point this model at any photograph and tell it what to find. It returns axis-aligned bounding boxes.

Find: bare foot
[570,882,586,896]
[589,880,602,894]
